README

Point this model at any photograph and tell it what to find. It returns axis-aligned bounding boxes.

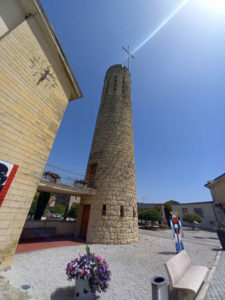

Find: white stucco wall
[172,202,216,230]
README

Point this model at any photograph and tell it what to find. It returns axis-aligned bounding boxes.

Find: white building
[172,201,217,231]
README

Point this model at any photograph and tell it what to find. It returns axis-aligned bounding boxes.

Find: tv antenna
[122,46,135,70]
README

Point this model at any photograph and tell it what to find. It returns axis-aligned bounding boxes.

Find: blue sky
[41,0,225,204]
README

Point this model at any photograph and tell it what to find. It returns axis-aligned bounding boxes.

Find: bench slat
[165,250,209,300]
[174,265,208,293]
[165,250,191,286]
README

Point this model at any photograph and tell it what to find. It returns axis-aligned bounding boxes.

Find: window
[122,77,125,95]
[102,204,106,216]
[133,207,136,217]
[105,80,110,94]
[182,208,188,214]
[114,75,117,91]
[194,208,204,218]
[120,206,124,217]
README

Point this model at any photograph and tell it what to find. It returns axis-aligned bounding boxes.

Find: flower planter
[217,230,225,250]
[75,183,87,188]
[66,246,111,299]
[45,175,56,182]
[74,278,95,300]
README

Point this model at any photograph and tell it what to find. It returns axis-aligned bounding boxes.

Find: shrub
[50,204,65,214]
[138,209,161,227]
[183,213,202,224]
[166,200,180,205]
[67,203,80,219]
[43,171,61,180]
[34,192,50,220]
[28,199,37,219]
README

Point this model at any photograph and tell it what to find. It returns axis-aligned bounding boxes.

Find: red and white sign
[0,159,19,208]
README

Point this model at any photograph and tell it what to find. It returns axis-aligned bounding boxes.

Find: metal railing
[42,163,96,189]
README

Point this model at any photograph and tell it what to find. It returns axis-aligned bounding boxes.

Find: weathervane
[122,46,135,70]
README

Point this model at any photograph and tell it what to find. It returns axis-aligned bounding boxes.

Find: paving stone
[205,252,225,300]
[0,277,37,300]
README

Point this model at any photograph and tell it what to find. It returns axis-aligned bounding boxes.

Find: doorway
[79,205,91,241]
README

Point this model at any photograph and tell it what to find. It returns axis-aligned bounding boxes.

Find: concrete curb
[196,249,222,300]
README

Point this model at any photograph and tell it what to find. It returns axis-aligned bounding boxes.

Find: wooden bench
[165,250,208,300]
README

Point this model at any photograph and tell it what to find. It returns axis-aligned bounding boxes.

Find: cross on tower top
[122,46,135,70]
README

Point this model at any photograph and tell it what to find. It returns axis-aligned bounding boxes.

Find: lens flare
[201,0,225,13]
[132,0,189,55]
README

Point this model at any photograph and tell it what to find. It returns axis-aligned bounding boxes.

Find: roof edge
[32,0,82,101]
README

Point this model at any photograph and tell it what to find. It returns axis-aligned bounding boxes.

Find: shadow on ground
[138,226,166,231]
[51,286,100,300]
[211,248,223,251]
[158,251,176,255]
[51,286,74,299]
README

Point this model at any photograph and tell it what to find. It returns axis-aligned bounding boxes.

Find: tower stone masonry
[76,64,138,244]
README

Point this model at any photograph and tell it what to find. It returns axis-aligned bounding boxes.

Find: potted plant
[66,246,111,299]
[43,171,61,182]
[216,225,225,249]
[74,179,88,187]
[214,202,225,249]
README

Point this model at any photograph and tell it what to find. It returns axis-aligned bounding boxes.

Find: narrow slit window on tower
[102,204,106,216]
[133,207,136,217]
[105,80,110,94]
[122,76,125,95]
[120,205,124,217]
[114,75,117,91]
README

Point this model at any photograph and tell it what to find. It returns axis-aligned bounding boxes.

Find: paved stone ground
[0,276,36,300]
[0,229,221,300]
[205,251,225,300]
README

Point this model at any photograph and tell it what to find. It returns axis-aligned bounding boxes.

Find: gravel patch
[0,230,220,300]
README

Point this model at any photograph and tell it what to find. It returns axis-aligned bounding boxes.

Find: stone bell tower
[76,64,138,244]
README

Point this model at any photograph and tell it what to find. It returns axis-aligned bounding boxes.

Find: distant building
[137,203,155,211]
[172,201,217,230]
[55,194,80,209]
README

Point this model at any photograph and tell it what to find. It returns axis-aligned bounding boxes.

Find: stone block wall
[0,17,75,269]
[76,65,138,244]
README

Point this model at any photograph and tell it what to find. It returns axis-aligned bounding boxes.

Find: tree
[138,209,161,227]
[34,192,51,220]
[67,203,80,219]
[166,200,180,205]
[164,202,172,226]
[28,199,37,219]
[50,204,65,215]
[182,213,202,230]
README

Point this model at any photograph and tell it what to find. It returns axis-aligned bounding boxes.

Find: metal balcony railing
[42,163,97,189]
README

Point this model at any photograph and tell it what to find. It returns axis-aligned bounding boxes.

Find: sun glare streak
[202,0,225,13]
[132,0,190,55]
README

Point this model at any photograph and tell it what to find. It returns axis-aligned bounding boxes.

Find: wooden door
[79,205,91,241]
